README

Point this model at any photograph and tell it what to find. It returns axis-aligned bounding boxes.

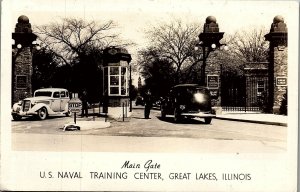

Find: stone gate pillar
[12,15,37,104]
[206,51,222,108]
[265,15,288,114]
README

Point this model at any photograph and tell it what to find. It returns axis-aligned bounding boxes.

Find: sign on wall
[16,75,27,89]
[207,75,219,88]
[276,77,287,86]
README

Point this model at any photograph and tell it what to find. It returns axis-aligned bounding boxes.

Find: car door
[51,91,61,112]
[60,91,70,111]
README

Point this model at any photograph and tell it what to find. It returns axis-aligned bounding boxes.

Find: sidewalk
[215,112,288,126]
[85,106,288,127]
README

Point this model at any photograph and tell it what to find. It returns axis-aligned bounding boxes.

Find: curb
[214,116,287,127]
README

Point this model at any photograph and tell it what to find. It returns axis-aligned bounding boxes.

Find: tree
[32,47,61,90]
[35,17,130,101]
[36,18,121,66]
[203,27,269,77]
[228,27,269,64]
[141,19,202,84]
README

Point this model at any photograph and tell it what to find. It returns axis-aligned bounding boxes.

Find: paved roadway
[11,107,286,153]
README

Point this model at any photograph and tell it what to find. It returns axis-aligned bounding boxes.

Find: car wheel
[12,114,22,121]
[204,117,212,124]
[174,108,182,123]
[37,107,48,120]
[65,110,71,117]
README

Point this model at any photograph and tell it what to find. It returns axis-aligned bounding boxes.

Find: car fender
[31,103,54,114]
[12,103,22,112]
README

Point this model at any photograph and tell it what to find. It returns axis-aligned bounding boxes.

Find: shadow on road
[156,116,208,125]
[131,117,151,120]
[12,115,68,122]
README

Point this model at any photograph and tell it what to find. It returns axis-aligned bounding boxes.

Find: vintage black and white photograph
[1,0,298,191]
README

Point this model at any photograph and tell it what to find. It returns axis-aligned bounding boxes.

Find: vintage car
[12,88,71,120]
[160,84,215,124]
[135,96,145,106]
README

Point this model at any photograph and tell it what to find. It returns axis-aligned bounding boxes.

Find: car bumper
[12,110,38,116]
[180,112,215,118]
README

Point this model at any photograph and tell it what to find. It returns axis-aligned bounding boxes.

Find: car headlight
[179,105,186,110]
[194,93,205,103]
[31,101,37,107]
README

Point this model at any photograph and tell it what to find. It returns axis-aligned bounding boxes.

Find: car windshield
[184,87,208,95]
[192,88,209,94]
[34,91,52,97]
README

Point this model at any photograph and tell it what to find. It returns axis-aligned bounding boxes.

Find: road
[11,107,286,153]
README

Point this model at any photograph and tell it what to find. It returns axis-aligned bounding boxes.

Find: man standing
[144,89,153,119]
[80,90,88,117]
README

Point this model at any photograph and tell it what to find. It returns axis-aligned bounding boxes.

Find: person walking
[144,89,153,119]
[80,90,88,117]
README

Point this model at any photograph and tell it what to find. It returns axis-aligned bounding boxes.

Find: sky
[6,0,299,84]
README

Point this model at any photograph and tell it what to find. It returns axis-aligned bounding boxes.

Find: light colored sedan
[12,88,71,120]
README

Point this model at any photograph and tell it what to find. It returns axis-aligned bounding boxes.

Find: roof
[34,88,68,92]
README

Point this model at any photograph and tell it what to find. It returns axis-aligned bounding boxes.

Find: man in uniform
[144,89,153,119]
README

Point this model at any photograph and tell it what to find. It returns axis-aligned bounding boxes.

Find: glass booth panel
[110,67,119,75]
[110,76,119,85]
[108,66,128,96]
[110,87,119,95]
[121,87,126,95]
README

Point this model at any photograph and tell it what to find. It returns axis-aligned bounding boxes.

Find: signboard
[68,98,82,113]
[16,75,27,89]
[276,77,287,86]
[209,89,218,97]
[207,75,219,88]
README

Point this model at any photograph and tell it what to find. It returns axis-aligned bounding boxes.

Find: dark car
[160,84,215,124]
[135,96,145,106]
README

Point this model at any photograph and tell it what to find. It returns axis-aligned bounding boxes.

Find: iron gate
[221,73,268,112]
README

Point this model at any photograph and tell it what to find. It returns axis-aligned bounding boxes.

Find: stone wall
[12,47,33,103]
[272,46,288,113]
[205,50,222,107]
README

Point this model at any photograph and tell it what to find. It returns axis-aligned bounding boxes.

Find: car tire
[65,110,71,117]
[174,108,182,123]
[37,107,48,120]
[204,117,212,124]
[12,114,22,121]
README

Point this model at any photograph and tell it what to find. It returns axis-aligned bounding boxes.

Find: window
[257,80,265,96]
[53,92,60,98]
[60,91,66,97]
[35,91,52,97]
[107,66,128,96]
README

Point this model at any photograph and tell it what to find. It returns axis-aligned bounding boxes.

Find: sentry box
[102,47,132,118]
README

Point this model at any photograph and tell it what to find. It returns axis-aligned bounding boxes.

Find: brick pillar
[12,47,33,103]
[206,50,222,114]
[265,15,288,114]
[12,15,37,104]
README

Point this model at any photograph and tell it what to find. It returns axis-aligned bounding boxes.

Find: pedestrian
[80,90,88,117]
[144,89,153,119]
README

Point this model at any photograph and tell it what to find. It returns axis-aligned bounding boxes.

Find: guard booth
[102,47,132,118]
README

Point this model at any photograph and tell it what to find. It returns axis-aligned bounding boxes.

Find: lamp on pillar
[12,15,39,104]
[195,16,228,115]
[195,16,227,86]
